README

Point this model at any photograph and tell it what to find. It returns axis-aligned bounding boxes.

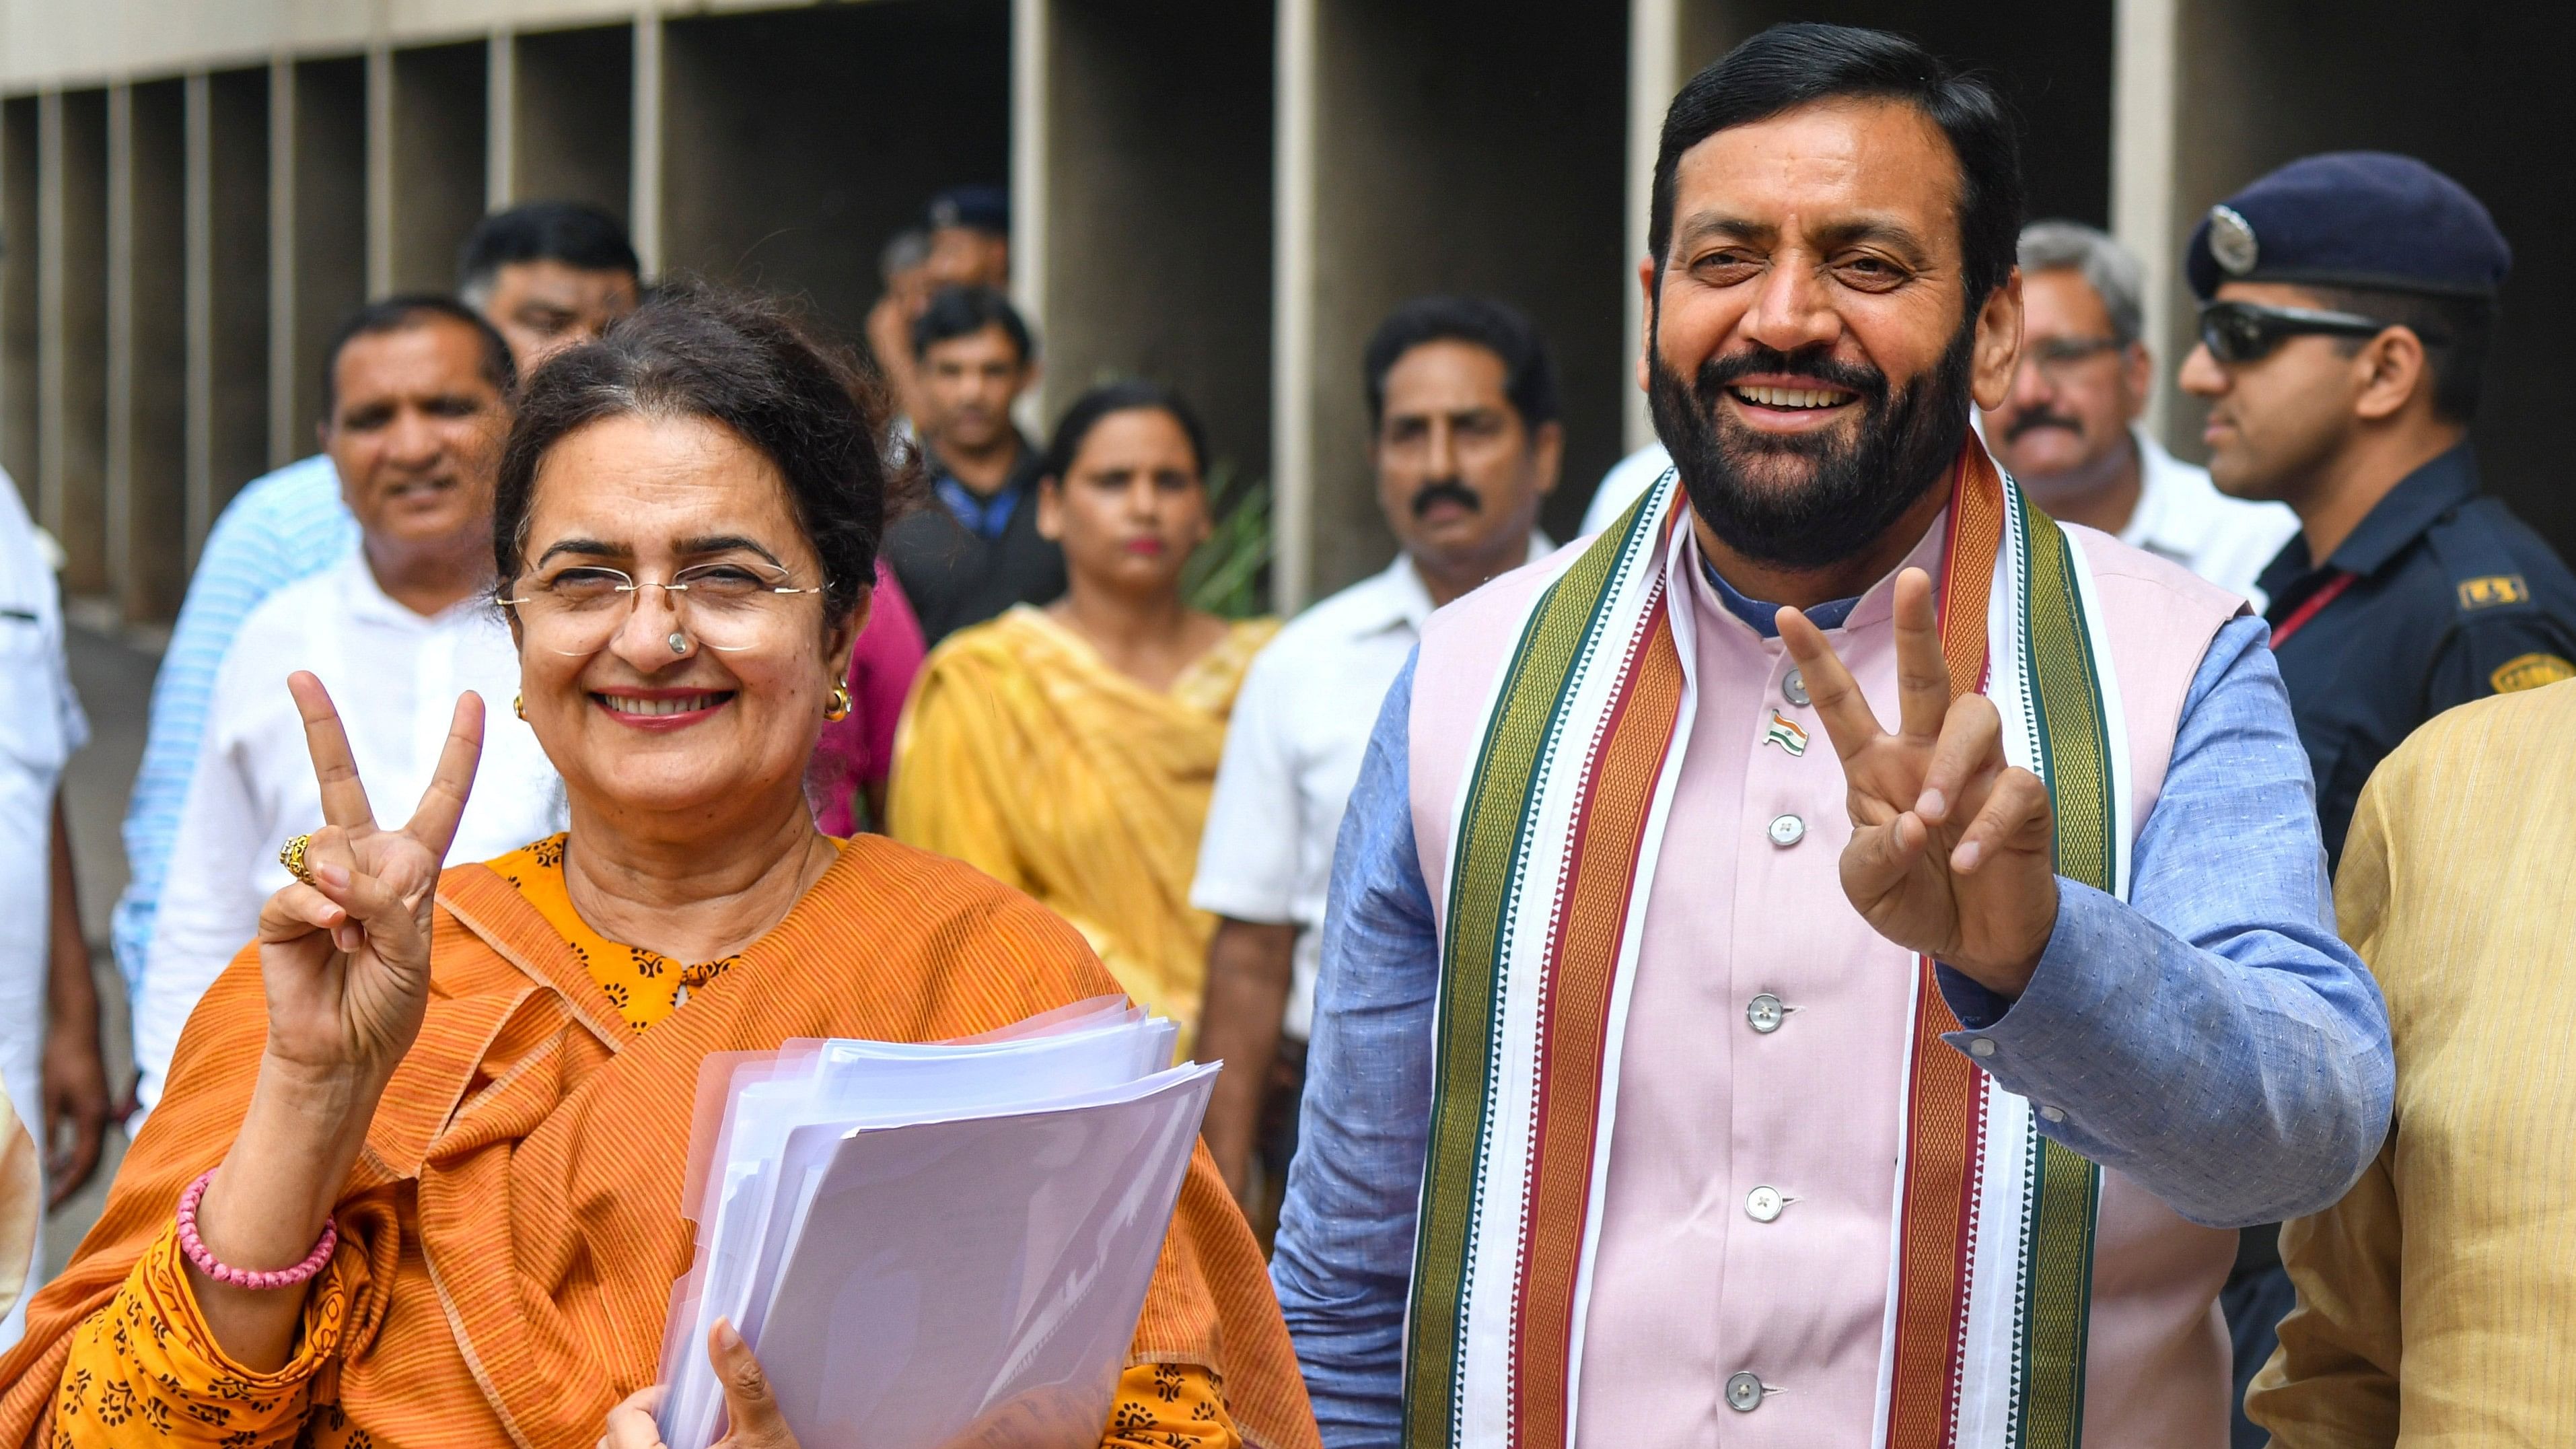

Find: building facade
[2,0,2566,619]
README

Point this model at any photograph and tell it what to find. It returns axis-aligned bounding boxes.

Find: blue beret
[2186,152,2509,302]
[927,184,1009,237]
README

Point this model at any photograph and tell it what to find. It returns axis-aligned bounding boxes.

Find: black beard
[1648,318,1976,572]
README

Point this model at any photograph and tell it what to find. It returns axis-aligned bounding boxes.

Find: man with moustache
[1271,24,2390,1447]
[1193,296,1559,1224]
[1985,221,2295,608]
[131,299,567,1115]
[113,203,640,1037]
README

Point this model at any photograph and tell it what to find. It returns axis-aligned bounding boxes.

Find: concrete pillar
[388,42,489,293]
[366,48,393,298]
[1,97,38,505]
[267,60,293,468]
[1624,0,1682,456]
[107,80,187,622]
[1278,0,1630,600]
[186,67,271,553]
[487,30,515,207]
[280,56,366,458]
[40,90,109,594]
[661,3,1009,336]
[1269,0,1315,608]
[2112,0,2180,444]
[630,12,662,276]
[1026,0,1275,495]
[512,25,634,219]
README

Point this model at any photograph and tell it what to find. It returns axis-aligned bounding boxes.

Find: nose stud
[668,631,688,656]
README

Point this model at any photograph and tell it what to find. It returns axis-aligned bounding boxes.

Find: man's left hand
[40,1016,110,1208]
[1778,567,2059,997]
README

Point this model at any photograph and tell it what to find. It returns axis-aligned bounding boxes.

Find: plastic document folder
[655,998,1218,1449]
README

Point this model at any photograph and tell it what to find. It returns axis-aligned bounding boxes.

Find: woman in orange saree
[0,293,1315,1449]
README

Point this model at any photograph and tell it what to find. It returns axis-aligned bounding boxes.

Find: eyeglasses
[499,561,823,656]
[2197,299,2440,365]
[2017,334,2128,382]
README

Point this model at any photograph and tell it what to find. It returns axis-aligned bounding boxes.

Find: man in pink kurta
[1271,22,2392,1448]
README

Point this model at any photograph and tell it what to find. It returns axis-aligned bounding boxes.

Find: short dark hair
[1041,380,1210,484]
[320,295,515,422]
[1649,24,2024,310]
[495,286,908,623]
[910,285,1033,364]
[2303,283,2496,424]
[1362,295,1561,431]
[456,201,642,300]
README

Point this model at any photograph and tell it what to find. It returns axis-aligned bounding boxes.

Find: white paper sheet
[655,1012,1211,1449]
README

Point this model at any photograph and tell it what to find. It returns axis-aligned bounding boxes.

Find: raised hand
[1777,568,2059,997]
[189,672,487,1373]
[256,671,485,1082]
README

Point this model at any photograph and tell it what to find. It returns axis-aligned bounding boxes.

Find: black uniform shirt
[881,437,1067,646]
[2257,443,2576,868]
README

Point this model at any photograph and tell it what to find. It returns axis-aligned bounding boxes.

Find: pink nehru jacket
[1408,516,2246,1446]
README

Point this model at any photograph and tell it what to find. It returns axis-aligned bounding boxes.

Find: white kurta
[0,475,87,1346]
[134,552,566,1112]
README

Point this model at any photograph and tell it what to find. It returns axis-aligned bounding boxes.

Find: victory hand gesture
[1777,569,2059,997]
[257,671,484,1084]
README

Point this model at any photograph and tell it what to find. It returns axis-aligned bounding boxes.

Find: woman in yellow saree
[0,295,1314,1449]
[892,384,1275,1053]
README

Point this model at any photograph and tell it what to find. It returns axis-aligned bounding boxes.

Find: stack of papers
[655,997,1219,1449]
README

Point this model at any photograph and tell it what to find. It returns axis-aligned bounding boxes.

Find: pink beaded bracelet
[176,1168,340,1292]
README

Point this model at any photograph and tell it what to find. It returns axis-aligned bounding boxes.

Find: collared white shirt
[1192,536,1550,1040]
[2120,424,2300,612]
[135,552,566,1111]
[0,474,84,1344]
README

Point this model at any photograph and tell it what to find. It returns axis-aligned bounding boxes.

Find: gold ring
[279,833,316,886]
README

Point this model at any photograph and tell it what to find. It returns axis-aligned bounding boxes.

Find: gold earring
[824,684,853,721]
[513,692,526,721]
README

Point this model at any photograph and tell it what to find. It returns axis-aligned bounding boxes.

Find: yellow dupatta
[889,605,1277,1053]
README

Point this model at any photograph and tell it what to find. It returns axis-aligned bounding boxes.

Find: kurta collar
[1684,507,1949,639]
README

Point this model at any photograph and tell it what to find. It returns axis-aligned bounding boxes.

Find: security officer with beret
[2177,149,2576,1448]
[2181,151,2576,865]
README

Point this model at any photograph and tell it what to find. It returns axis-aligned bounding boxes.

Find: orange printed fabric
[1,836,1318,1449]
[1106,1363,1240,1449]
[46,1224,357,1446]
[489,833,754,1030]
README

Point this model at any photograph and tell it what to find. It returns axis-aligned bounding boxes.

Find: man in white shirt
[0,474,109,1347]
[135,297,567,1112]
[1193,295,1560,1213]
[1984,221,2298,608]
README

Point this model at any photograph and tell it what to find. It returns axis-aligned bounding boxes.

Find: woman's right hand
[256,671,485,1085]
[599,1321,802,1449]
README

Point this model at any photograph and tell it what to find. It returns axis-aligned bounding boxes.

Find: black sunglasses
[2198,299,2443,365]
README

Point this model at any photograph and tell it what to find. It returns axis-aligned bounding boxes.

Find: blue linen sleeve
[1934,614,2394,1226]
[1268,651,1435,1449]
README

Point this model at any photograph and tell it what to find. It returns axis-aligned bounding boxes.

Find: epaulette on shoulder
[2424,499,2540,616]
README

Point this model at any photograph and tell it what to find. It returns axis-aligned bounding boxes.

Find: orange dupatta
[0,837,1316,1449]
